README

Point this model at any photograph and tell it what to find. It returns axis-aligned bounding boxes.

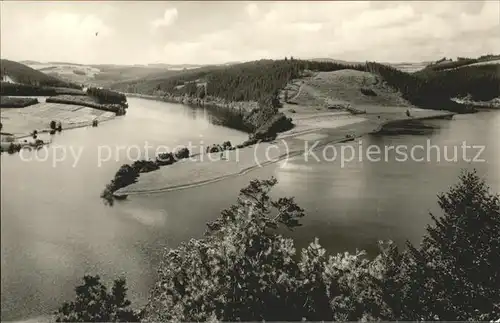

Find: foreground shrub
[144,178,380,321]
[55,275,141,322]
[88,170,500,320]
[144,170,499,321]
[143,177,308,321]
[398,170,500,320]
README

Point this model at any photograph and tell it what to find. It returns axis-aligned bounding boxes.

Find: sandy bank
[114,108,454,197]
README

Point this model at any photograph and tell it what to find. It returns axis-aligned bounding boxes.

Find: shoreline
[1,116,117,152]
[12,115,117,140]
[114,109,455,197]
[125,92,260,133]
[125,92,257,116]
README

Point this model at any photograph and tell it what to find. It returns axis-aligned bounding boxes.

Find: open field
[34,63,100,84]
[0,102,115,137]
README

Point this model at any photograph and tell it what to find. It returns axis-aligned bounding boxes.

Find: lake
[1,97,499,320]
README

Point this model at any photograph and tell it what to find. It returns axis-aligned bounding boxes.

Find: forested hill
[110,59,366,104]
[0,59,81,89]
[110,57,499,112]
[421,54,500,72]
[366,62,499,110]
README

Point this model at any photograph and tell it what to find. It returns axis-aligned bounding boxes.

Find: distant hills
[1,59,79,88]
[18,60,43,65]
[19,60,217,70]
[307,56,500,73]
[15,62,176,87]
[8,53,499,94]
[146,63,208,70]
[420,54,500,72]
[11,60,242,86]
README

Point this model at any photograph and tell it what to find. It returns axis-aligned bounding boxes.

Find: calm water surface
[1,98,499,320]
[1,97,247,320]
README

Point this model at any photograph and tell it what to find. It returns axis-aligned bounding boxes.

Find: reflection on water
[279,112,500,254]
[1,103,499,321]
[121,207,169,227]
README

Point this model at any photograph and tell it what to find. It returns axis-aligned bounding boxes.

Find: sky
[1,1,499,65]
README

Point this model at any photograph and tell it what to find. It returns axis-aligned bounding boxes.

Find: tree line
[86,87,127,106]
[57,170,500,322]
[0,81,58,96]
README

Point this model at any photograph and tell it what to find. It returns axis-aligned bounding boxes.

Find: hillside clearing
[285,69,411,113]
